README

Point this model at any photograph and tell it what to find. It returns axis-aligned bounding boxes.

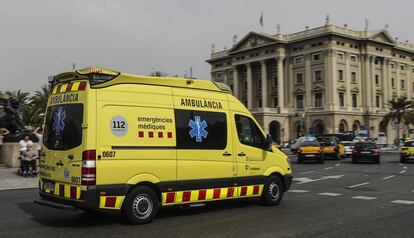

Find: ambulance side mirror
[264,134,272,151]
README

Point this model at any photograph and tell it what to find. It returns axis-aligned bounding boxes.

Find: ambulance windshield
[43,104,84,150]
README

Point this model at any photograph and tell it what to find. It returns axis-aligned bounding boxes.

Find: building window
[296,94,304,108]
[391,78,395,88]
[391,63,395,69]
[216,72,223,79]
[351,72,357,83]
[296,73,304,84]
[375,75,379,85]
[376,95,380,108]
[412,82,414,92]
[294,56,303,65]
[352,93,358,108]
[375,59,379,65]
[350,55,357,62]
[338,70,344,81]
[257,98,262,108]
[312,53,322,61]
[229,84,234,92]
[273,96,278,107]
[243,80,247,90]
[401,79,405,89]
[412,67,414,73]
[314,92,323,108]
[339,92,345,107]
[228,70,233,76]
[401,64,405,71]
[273,76,278,87]
[314,70,322,82]
[258,79,262,89]
[337,53,344,60]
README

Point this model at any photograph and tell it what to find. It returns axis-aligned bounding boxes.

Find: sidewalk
[0,166,38,191]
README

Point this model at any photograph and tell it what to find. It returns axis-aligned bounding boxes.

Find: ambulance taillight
[81,150,96,186]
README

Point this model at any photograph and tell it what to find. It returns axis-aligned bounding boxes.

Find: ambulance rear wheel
[261,175,283,206]
[122,186,159,224]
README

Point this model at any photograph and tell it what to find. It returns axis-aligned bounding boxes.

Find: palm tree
[149,71,168,77]
[28,85,50,127]
[384,96,413,147]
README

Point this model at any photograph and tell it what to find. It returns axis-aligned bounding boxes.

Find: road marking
[391,200,414,205]
[403,166,407,169]
[324,167,333,170]
[288,190,310,193]
[318,192,342,196]
[294,175,344,184]
[0,186,37,191]
[352,196,377,200]
[348,182,370,188]
[399,170,406,174]
[383,175,395,180]
[335,164,341,167]
[299,171,315,175]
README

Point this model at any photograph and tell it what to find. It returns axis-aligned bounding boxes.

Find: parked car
[342,141,354,158]
[352,142,380,164]
[400,139,414,163]
[297,141,324,163]
[290,136,317,154]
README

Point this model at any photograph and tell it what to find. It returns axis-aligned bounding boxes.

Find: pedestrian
[19,134,33,153]
[21,144,38,176]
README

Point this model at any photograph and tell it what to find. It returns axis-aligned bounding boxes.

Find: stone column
[305,54,312,108]
[246,63,253,109]
[324,51,331,108]
[387,60,393,100]
[407,64,412,100]
[260,60,268,108]
[345,52,351,108]
[363,54,372,109]
[370,56,376,109]
[396,63,401,97]
[330,50,337,110]
[277,56,285,109]
[232,66,239,99]
[382,59,389,105]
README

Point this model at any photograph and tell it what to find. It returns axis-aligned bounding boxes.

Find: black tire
[261,175,284,206]
[297,157,302,164]
[352,157,357,163]
[122,186,159,224]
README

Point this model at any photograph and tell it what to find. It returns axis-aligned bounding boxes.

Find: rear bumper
[283,174,293,192]
[37,188,100,210]
[298,153,323,160]
[352,154,380,161]
[400,153,414,160]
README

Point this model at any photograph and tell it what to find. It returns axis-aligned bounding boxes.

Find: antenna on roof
[72,62,76,70]
[190,67,193,79]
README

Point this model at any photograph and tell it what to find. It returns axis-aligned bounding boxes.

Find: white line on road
[403,166,407,169]
[324,167,333,170]
[391,200,414,205]
[352,196,377,200]
[348,182,370,188]
[383,175,395,180]
[299,171,315,175]
[399,170,406,174]
[318,192,342,196]
[335,164,341,167]
[0,186,37,191]
[288,190,310,193]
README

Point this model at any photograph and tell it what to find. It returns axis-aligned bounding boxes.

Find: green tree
[5,90,31,126]
[28,85,50,127]
[384,96,413,147]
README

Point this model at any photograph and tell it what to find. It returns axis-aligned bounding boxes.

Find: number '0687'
[102,151,116,158]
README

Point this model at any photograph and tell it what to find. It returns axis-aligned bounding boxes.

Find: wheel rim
[132,194,153,219]
[268,182,280,201]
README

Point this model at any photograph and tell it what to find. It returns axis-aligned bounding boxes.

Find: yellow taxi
[297,141,324,163]
[400,139,414,163]
[317,137,345,159]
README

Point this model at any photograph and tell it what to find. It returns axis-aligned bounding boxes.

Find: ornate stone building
[207,22,414,144]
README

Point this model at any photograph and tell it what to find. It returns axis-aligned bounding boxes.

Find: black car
[352,142,380,164]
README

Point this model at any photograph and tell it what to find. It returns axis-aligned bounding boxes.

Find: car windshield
[355,143,376,149]
[404,141,414,147]
[300,141,320,147]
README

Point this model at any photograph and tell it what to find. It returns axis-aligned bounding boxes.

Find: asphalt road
[0,153,413,238]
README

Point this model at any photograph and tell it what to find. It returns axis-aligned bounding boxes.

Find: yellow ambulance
[35,67,292,224]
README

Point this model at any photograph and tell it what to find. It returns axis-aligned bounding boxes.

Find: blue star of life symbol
[52,107,66,136]
[188,116,208,142]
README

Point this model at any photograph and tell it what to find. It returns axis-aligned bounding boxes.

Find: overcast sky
[1,0,413,93]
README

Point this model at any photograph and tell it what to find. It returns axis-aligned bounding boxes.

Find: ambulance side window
[235,115,265,149]
[175,109,227,150]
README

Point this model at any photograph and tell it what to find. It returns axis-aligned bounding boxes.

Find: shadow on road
[16,199,256,227]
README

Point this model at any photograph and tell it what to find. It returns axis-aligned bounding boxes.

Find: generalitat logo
[188,116,208,142]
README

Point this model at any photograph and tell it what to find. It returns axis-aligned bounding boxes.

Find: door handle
[68,154,74,160]
[222,152,232,157]
[237,152,246,157]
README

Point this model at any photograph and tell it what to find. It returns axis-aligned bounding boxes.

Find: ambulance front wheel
[261,175,283,206]
[122,186,159,224]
